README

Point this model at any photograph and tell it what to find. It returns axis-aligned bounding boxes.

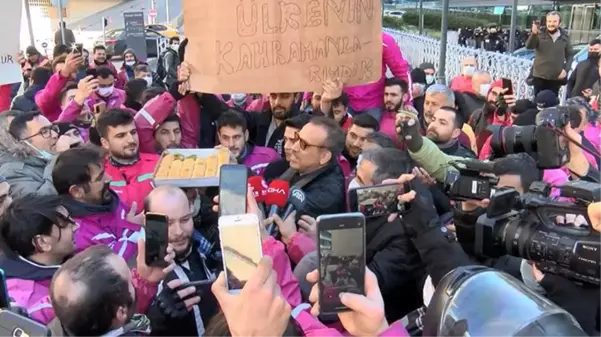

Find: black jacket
[192,93,228,149]
[264,159,346,218]
[247,108,301,158]
[366,215,425,322]
[567,58,600,99]
[11,84,44,112]
[147,240,221,336]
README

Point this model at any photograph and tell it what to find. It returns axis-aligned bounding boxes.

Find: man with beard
[249,92,301,158]
[526,11,573,96]
[426,107,476,158]
[380,77,411,145]
[52,145,144,263]
[343,114,379,172]
[0,194,78,325]
[89,45,119,81]
[567,39,601,99]
[217,110,279,175]
[145,185,220,336]
[97,109,159,208]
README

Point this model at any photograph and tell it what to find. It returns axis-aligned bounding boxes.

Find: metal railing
[384,28,538,99]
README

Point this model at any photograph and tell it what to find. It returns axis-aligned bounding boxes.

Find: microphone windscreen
[265,179,290,207]
[248,176,267,203]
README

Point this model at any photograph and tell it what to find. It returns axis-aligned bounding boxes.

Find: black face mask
[588,52,600,61]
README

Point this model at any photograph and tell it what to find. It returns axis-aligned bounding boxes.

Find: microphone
[281,187,306,220]
[248,176,267,216]
[265,179,289,218]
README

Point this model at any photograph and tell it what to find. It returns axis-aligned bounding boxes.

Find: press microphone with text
[265,180,290,218]
[248,176,267,216]
[281,187,306,220]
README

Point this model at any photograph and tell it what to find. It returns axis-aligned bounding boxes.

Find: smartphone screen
[75,43,84,55]
[219,215,263,293]
[349,183,408,218]
[144,213,169,267]
[219,165,248,216]
[0,269,9,308]
[317,213,365,314]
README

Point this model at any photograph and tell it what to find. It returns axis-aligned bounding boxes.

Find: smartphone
[0,310,50,337]
[218,164,248,216]
[144,213,169,267]
[533,20,540,26]
[75,43,84,55]
[348,183,410,218]
[86,68,97,79]
[93,102,106,115]
[219,214,263,294]
[502,78,513,96]
[0,269,9,309]
[317,213,366,314]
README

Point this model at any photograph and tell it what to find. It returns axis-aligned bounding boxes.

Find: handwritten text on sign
[183,0,382,93]
[0,0,23,86]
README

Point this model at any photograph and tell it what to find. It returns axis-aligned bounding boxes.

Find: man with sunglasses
[0,194,79,325]
[286,116,347,217]
[0,111,78,199]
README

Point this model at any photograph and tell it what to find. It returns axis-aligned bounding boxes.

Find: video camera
[444,159,498,201]
[475,180,601,285]
[489,106,573,169]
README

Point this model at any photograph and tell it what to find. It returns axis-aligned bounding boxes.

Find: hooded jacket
[62,191,142,262]
[117,49,138,89]
[0,256,58,324]
[344,33,411,112]
[0,117,57,198]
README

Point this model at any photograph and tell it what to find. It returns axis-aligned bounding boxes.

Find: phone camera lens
[13,328,23,337]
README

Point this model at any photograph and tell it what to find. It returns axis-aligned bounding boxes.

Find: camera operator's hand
[531,264,599,335]
[306,268,389,337]
[155,279,201,319]
[460,199,490,212]
[212,256,292,337]
[395,116,423,152]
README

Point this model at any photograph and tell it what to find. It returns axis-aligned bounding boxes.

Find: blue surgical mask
[426,74,435,85]
[479,83,491,97]
[463,66,476,77]
[24,141,53,160]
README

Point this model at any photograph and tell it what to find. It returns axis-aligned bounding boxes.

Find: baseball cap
[534,90,559,110]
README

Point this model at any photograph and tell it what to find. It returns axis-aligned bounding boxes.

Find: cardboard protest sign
[0,0,23,85]
[183,0,382,93]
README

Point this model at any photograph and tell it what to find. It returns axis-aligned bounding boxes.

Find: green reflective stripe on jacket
[110,181,127,187]
[137,173,154,182]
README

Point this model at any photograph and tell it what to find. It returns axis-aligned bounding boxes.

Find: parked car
[94,28,166,59]
[146,24,179,38]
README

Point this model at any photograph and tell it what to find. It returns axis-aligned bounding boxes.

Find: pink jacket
[176,95,205,149]
[66,194,143,262]
[85,89,127,112]
[265,236,409,337]
[134,92,178,153]
[243,146,281,175]
[380,110,400,148]
[286,232,317,265]
[450,75,474,93]
[344,33,411,112]
[247,96,270,112]
[35,72,72,122]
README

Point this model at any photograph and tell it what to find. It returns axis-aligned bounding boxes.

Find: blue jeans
[347,106,383,122]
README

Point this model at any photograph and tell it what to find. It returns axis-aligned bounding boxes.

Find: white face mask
[479,83,491,97]
[463,66,476,77]
[348,178,361,191]
[125,60,135,67]
[144,76,153,87]
[171,44,180,51]
[426,74,435,85]
[97,86,114,97]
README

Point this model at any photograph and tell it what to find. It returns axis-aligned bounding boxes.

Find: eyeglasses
[55,212,79,229]
[292,132,327,151]
[22,125,59,140]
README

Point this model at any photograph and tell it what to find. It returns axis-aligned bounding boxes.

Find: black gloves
[154,284,196,320]
[539,274,600,335]
[401,180,440,237]
[396,118,423,153]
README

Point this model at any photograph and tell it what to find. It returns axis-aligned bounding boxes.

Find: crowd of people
[0,8,596,337]
[458,25,532,53]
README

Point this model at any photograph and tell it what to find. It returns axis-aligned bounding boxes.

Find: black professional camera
[489,106,576,169]
[475,180,601,285]
[444,159,498,201]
